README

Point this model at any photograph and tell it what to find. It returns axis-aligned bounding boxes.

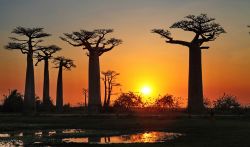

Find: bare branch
[61,29,122,56]
[152,29,190,47]
[53,56,76,70]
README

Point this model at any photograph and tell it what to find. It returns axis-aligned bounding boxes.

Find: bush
[213,93,241,113]
[113,92,143,112]
[2,89,23,112]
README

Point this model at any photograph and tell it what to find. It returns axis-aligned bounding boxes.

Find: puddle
[0,129,184,145]
[63,131,183,144]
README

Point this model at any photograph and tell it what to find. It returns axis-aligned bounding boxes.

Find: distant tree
[113,92,143,111]
[101,70,121,110]
[154,94,181,109]
[60,29,122,112]
[2,89,23,112]
[213,93,240,111]
[248,25,250,34]
[53,56,76,112]
[5,27,50,113]
[83,88,88,108]
[35,45,61,110]
[152,14,225,113]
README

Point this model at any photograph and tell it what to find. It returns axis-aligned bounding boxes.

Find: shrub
[2,89,23,112]
[113,92,143,111]
[154,94,181,109]
[213,93,241,112]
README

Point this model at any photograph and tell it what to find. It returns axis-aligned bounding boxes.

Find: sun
[141,86,152,96]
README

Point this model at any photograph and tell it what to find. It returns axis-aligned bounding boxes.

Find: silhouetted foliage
[154,94,181,109]
[113,92,143,112]
[83,88,88,108]
[61,29,122,112]
[152,14,225,113]
[53,56,76,112]
[5,27,51,113]
[2,90,23,112]
[213,93,241,112]
[35,45,61,110]
[203,97,212,109]
[101,70,121,111]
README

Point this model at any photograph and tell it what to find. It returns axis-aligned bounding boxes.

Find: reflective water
[0,129,184,146]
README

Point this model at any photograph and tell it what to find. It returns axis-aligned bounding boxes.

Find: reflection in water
[0,129,184,145]
[63,131,183,144]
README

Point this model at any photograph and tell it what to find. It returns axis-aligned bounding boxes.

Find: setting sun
[141,86,152,96]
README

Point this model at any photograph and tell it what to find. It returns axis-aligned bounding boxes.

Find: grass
[0,113,250,146]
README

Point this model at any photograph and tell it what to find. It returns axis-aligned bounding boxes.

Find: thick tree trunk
[56,65,63,112]
[188,46,204,113]
[23,53,36,113]
[43,59,50,110]
[88,52,102,112]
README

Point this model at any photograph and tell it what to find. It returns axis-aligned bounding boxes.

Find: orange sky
[0,0,250,106]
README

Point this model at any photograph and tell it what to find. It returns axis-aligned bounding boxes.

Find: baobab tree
[53,56,76,112]
[60,29,122,112]
[101,70,120,110]
[5,27,50,113]
[35,45,61,110]
[83,88,88,108]
[152,14,225,113]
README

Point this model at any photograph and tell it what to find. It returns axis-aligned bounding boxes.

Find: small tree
[83,88,88,108]
[101,70,120,110]
[152,14,225,113]
[35,45,61,110]
[60,29,122,112]
[113,92,143,111]
[53,56,76,112]
[154,94,181,109]
[2,89,23,112]
[5,27,50,113]
[213,93,240,112]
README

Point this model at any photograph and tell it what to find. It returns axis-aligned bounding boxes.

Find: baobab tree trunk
[43,59,50,110]
[188,46,204,113]
[56,65,63,112]
[88,52,102,112]
[23,53,36,113]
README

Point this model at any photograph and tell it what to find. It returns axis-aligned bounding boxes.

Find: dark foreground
[0,113,250,147]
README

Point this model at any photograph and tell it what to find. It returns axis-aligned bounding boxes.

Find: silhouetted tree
[35,45,61,110]
[2,89,23,112]
[5,27,50,113]
[113,92,143,111]
[152,14,225,113]
[101,70,120,110]
[213,93,240,111]
[248,25,250,34]
[83,88,88,108]
[60,29,122,112]
[53,56,76,112]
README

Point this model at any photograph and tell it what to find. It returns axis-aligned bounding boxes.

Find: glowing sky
[0,0,250,106]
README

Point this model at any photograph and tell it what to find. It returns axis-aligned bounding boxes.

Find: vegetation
[35,45,61,111]
[152,14,226,113]
[213,93,241,113]
[101,70,120,111]
[2,89,23,112]
[113,92,144,112]
[5,27,51,113]
[53,56,76,112]
[60,29,122,112]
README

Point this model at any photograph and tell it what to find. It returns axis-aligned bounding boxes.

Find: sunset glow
[141,86,152,96]
[0,0,250,107]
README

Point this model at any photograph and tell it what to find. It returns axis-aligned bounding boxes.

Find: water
[0,129,184,146]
